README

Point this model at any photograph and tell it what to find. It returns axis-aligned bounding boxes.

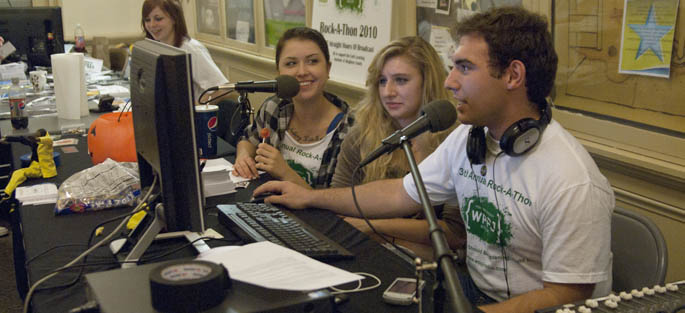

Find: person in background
[141,0,228,104]
[252,7,614,312]
[233,27,354,189]
[331,36,463,261]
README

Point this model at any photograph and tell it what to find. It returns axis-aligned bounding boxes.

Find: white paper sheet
[15,183,58,205]
[197,241,363,291]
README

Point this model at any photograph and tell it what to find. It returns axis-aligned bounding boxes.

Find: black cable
[117,98,131,122]
[25,244,88,266]
[34,193,158,291]
[38,236,238,277]
[139,237,239,263]
[491,152,511,299]
[349,165,417,263]
[198,89,234,105]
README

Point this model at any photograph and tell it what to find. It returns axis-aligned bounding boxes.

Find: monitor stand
[109,203,211,269]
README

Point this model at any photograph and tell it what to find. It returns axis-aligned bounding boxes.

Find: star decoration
[628,4,673,62]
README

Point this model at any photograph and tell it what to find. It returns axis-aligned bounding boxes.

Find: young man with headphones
[254,7,614,313]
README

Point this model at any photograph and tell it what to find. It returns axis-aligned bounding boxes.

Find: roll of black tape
[149,260,231,312]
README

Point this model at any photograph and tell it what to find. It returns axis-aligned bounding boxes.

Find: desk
[12,137,437,313]
[1,73,128,136]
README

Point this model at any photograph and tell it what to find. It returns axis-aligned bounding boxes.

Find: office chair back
[611,207,668,292]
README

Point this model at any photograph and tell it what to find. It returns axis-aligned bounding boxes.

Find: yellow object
[3,131,57,195]
[4,161,42,195]
[37,132,57,178]
[95,226,104,237]
[127,210,148,230]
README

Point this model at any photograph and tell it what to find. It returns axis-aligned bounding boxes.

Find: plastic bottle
[74,23,87,53]
[9,77,28,130]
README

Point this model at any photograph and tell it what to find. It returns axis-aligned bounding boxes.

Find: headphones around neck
[466,100,552,165]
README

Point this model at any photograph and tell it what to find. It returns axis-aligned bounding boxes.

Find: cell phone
[382,277,425,306]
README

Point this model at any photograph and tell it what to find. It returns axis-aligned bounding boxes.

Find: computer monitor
[0,7,64,68]
[118,38,206,266]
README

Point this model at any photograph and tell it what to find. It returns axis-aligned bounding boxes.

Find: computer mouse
[249,191,279,203]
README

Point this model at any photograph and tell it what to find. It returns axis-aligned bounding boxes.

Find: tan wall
[35,0,145,41]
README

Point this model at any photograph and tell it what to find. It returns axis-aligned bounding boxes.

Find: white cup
[29,70,47,92]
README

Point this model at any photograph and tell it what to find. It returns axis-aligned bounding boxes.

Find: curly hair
[455,6,557,107]
[354,36,456,183]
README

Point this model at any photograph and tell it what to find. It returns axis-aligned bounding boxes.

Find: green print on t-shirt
[461,196,512,246]
[287,160,315,186]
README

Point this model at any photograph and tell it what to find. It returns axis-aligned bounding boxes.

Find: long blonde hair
[354,36,456,183]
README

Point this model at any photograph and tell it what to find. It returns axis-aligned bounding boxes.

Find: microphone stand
[399,137,473,313]
[235,91,252,139]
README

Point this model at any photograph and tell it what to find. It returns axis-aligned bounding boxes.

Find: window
[263,0,306,47]
[196,0,222,36]
[225,0,255,44]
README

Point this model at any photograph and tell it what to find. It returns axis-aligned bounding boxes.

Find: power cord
[198,89,234,105]
[30,193,159,292]
[349,165,418,263]
[22,175,159,313]
[328,272,381,295]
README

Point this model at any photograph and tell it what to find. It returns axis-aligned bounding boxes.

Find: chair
[611,207,668,292]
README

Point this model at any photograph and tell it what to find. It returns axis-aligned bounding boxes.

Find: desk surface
[13,137,436,313]
[1,74,128,136]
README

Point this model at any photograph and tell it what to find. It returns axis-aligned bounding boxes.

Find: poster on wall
[226,0,255,44]
[312,0,392,86]
[264,0,306,47]
[197,0,221,35]
[618,0,679,78]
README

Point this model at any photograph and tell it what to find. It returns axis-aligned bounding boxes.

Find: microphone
[359,100,457,168]
[208,75,300,99]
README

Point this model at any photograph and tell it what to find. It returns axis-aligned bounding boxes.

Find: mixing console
[536,281,685,313]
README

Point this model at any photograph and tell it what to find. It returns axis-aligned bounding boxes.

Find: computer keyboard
[217,203,354,260]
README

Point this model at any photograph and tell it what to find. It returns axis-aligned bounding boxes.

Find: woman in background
[233,27,354,189]
[332,36,464,260]
[141,0,228,103]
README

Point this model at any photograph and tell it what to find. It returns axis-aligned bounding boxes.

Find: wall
[35,0,144,42]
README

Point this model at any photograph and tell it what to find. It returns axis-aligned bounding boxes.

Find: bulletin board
[417,0,685,134]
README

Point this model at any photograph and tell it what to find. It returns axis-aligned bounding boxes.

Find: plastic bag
[55,158,140,215]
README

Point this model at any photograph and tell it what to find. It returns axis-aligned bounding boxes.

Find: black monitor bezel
[0,7,65,68]
[130,39,205,233]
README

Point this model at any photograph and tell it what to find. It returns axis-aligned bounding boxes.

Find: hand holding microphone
[359,100,457,168]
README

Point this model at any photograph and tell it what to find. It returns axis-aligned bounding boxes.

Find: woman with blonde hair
[332,36,464,260]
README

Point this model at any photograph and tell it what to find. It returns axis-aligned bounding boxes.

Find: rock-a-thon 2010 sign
[312,0,392,86]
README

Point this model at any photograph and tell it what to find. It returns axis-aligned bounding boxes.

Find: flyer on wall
[618,0,678,78]
[312,0,392,86]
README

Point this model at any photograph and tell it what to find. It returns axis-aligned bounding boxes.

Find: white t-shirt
[279,130,335,187]
[403,120,614,301]
[179,38,229,103]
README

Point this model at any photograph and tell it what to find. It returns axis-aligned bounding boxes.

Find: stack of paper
[197,241,363,291]
[202,158,236,198]
[15,183,58,205]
